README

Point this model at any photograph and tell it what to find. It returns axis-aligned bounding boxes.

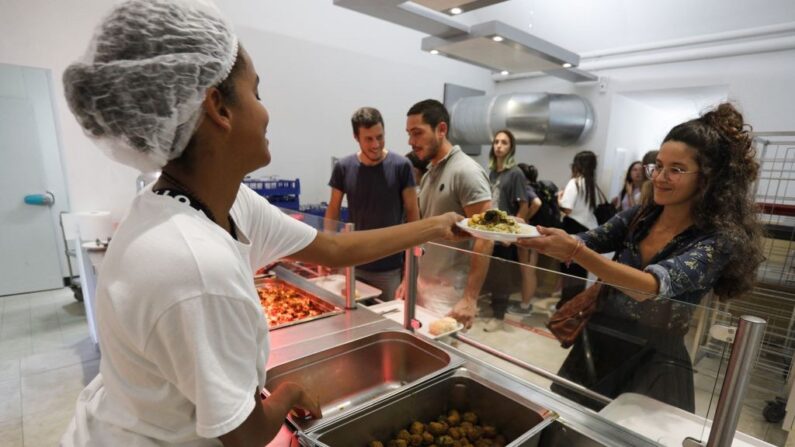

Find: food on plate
[429,317,459,336]
[341,286,362,299]
[467,209,519,234]
[374,409,506,447]
[256,281,328,328]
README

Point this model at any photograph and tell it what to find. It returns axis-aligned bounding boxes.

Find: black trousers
[485,244,519,320]
[559,216,589,305]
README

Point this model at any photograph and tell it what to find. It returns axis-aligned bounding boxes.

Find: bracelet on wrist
[564,239,584,267]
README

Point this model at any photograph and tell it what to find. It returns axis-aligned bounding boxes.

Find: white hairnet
[63,0,238,172]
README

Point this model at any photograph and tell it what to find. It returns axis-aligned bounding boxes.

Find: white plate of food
[368,301,464,339]
[456,210,540,242]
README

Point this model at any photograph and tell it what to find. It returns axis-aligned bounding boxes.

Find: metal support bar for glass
[404,246,422,331]
[343,222,356,310]
[455,332,612,406]
[704,315,767,447]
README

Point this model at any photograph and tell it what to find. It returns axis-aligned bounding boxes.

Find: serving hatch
[255,277,343,330]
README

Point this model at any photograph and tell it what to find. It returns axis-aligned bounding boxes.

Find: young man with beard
[405,99,493,328]
[325,107,419,300]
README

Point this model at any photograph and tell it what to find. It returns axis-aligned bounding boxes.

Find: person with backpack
[482,129,529,331]
[558,150,602,302]
[507,164,547,316]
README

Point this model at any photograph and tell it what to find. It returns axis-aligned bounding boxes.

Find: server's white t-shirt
[61,185,317,446]
[559,177,599,230]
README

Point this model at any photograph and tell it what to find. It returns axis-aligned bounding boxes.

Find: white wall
[0,0,493,219]
[494,48,795,192]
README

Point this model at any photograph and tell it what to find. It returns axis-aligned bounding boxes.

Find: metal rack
[693,132,795,426]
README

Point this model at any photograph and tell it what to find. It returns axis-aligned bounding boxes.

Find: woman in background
[520,103,763,412]
[640,150,660,206]
[612,161,644,211]
[558,150,600,301]
[484,129,528,331]
[507,163,544,316]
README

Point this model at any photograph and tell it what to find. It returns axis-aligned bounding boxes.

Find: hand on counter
[447,296,478,330]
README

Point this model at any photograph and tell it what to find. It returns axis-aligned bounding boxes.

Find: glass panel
[412,240,734,446]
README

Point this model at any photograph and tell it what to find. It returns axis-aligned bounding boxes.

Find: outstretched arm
[290,212,464,269]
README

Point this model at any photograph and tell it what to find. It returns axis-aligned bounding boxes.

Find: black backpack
[529,180,563,228]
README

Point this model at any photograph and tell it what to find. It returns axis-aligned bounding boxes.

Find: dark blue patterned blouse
[577,206,732,332]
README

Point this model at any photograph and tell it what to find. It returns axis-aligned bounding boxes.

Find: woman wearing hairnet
[60,1,463,445]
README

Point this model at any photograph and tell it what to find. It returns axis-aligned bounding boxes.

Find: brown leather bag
[546,282,602,348]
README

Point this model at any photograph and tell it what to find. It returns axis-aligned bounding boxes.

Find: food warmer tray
[254,277,343,330]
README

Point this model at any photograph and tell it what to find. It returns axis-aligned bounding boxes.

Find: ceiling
[451,0,795,55]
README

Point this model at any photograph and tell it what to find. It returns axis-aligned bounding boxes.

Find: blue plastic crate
[242,177,300,197]
[300,203,349,222]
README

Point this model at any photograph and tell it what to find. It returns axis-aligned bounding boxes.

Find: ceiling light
[500,70,509,75]
[430,49,440,55]
[562,62,572,68]
[411,0,511,16]
[422,21,582,77]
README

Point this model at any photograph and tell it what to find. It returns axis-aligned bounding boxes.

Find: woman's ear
[202,87,232,132]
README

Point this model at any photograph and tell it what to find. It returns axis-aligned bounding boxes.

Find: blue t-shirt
[329,151,415,271]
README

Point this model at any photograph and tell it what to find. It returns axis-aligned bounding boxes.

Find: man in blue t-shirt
[325,107,419,300]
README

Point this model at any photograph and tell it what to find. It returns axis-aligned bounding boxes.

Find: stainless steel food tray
[303,366,558,447]
[255,277,343,330]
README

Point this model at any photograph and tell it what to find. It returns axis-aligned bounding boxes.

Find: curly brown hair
[661,103,764,299]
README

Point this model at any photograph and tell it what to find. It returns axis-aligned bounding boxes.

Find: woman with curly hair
[520,103,763,412]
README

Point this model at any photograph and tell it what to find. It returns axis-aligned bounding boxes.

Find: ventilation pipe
[449,93,594,146]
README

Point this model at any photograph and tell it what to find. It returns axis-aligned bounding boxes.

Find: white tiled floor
[0,287,99,447]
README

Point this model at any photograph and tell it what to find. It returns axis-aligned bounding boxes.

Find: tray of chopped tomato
[255,278,343,330]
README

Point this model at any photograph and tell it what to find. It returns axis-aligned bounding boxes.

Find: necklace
[157,171,238,240]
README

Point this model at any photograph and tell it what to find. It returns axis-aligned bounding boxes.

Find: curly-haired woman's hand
[516,226,580,261]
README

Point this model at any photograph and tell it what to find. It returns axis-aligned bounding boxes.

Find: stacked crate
[243,177,301,210]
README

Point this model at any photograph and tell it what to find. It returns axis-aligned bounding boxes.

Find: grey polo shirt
[416,145,492,315]
[419,145,491,218]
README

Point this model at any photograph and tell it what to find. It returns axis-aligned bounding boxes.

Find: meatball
[409,434,423,447]
[446,410,461,427]
[482,425,497,438]
[466,426,484,442]
[428,421,446,436]
[422,432,435,445]
[397,430,412,441]
[435,435,455,446]
[410,421,425,435]
[462,412,478,424]
[448,426,462,440]
[369,441,385,447]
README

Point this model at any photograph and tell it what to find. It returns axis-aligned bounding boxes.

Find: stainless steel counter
[265,303,660,447]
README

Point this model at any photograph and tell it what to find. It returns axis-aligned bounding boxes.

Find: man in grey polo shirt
[405,99,493,328]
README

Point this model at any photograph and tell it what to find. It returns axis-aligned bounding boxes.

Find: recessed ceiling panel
[412,0,510,15]
[434,37,566,72]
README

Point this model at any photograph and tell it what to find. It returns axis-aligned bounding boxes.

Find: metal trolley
[693,132,795,427]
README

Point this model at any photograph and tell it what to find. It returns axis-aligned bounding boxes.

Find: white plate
[308,274,382,301]
[456,218,540,242]
[367,301,464,339]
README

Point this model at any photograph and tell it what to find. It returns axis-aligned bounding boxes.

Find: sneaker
[507,303,533,316]
[483,318,504,332]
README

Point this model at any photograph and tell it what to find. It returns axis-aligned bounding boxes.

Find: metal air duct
[449,93,594,146]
